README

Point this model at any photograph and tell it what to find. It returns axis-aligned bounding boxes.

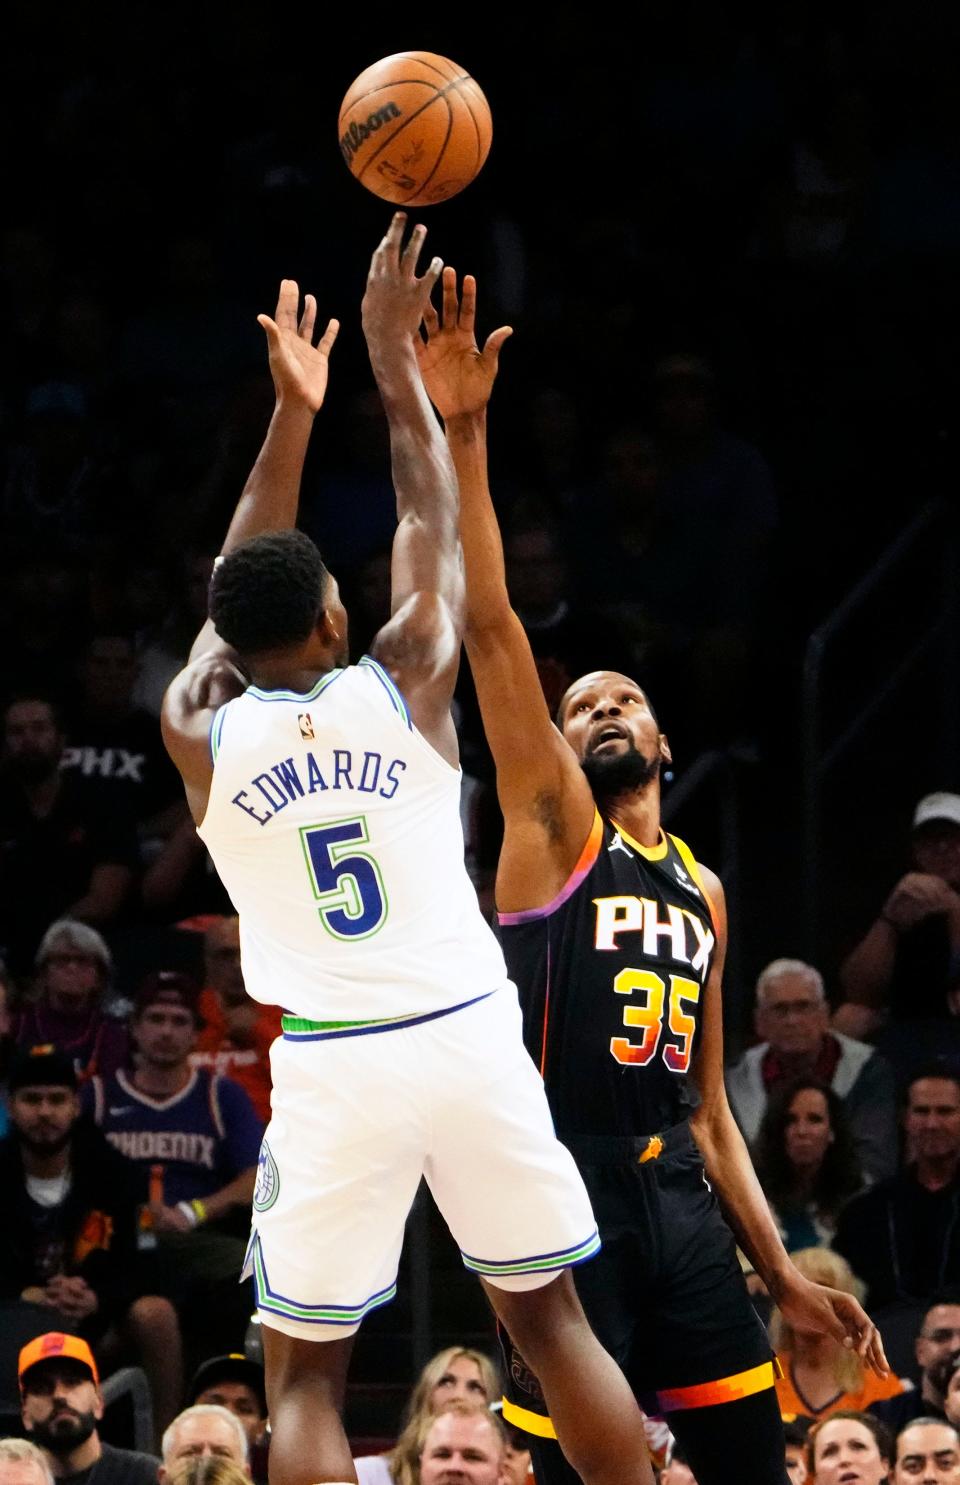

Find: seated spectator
[773,1249,907,1420]
[727,958,898,1182]
[752,1078,865,1250]
[353,1347,500,1485]
[61,630,183,847]
[0,1438,53,1485]
[159,1405,249,1480]
[833,1066,960,1309]
[191,917,280,1125]
[835,793,960,1042]
[0,1044,182,1442]
[85,970,261,1363]
[0,695,138,978]
[18,1332,159,1483]
[187,1355,267,1485]
[416,1401,506,1485]
[892,1417,960,1482]
[783,1416,811,1484]
[16,922,128,1082]
[807,1410,893,1485]
[871,1293,960,1433]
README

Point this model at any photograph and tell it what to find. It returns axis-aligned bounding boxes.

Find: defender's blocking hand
[417,267,512,420]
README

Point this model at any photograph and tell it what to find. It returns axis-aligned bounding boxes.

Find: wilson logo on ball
[339,103,403,165]
[338,51,492,206]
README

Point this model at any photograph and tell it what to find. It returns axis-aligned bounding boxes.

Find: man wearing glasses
[870,1297,960,1434]
[726,957,897,1181]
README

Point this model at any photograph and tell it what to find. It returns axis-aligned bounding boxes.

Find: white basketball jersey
[197,656,509,1021]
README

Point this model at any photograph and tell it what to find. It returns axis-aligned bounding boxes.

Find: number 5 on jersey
[300,817,388,939]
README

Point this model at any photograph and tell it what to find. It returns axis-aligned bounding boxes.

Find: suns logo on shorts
[253,1140,280,1212]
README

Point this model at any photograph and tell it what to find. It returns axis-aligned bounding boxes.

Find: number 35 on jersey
[594,893,715,1075]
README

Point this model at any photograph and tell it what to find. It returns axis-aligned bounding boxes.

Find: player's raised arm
[417,268,595,898]
[161,281,338,817]
[362,213,463,760]
[187,280,340,666]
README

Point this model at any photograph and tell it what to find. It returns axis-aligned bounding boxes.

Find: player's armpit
[369,591,461,765]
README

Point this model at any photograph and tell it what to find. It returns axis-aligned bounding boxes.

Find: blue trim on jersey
[281,992,493,1042]
[246,1233,397,1326]
[245,669,344,703]
[359,655,412,728]
[209,701,231,763]
[460,1227,602,1276]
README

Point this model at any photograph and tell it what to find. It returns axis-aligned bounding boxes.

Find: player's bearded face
[580,738,661,798]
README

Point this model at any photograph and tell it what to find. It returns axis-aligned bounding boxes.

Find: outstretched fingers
[484,325,514,366]
[400,221,428,275]
[421,297,441,341]
[458,273,476,333]
[256,313,280,347]
[274,278,300,333]
[442,265,461,329]
[316,318,340,357]
[298,293,317,342]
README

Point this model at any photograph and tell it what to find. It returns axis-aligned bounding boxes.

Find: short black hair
[924,1288,960,1319]
[208,530,329,656]
[3,692,63,730]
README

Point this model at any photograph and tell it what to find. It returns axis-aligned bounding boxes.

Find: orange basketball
[338,51,492,206]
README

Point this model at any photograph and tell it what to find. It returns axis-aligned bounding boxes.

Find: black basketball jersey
[498,812,719,1137]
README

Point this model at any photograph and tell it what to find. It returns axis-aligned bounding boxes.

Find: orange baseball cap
[18,1333,99,1388]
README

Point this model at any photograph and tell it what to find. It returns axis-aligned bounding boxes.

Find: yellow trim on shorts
[501,1398,558,1440]
[654,1360,778,1412]
[503,1359,779,1438]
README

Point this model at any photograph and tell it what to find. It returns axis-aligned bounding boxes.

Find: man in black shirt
[18,1333,158,1484]
[62,632,182,838]
[834,1069,960,1308]
[0,697,137,976]
[871,1294,960,1433]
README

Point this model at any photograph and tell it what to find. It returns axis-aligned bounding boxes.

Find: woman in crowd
[353,1345,501,1485]
[773,1249,906,1420]
[807,1410,893,1485]
[753,1078,865,1250]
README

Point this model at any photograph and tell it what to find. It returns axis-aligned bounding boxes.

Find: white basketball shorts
[242,987,599,1340]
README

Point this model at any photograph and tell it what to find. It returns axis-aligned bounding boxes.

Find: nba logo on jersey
[298,712,315,740]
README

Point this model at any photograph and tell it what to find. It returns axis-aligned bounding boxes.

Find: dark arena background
[1,3,959,1481]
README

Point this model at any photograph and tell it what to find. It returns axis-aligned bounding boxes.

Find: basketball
[338,51,492,206]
